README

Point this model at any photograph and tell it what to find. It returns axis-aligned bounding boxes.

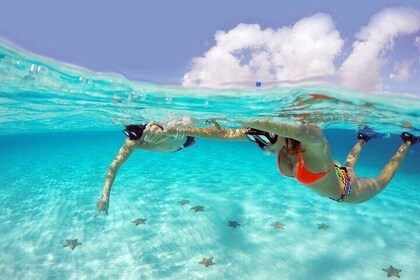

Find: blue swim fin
[357,127,385,142]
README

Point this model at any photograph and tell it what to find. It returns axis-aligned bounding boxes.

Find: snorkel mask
[123,124,146,140]
[245,128,278,150]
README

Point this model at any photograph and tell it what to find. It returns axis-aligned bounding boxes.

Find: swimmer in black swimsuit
[95,122,195,217]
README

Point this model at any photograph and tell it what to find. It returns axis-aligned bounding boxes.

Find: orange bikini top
[277,144,333,185]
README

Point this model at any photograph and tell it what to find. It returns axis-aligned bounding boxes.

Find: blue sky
[0,0,419,94]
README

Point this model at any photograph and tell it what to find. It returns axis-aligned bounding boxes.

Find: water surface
[0,42,419,280]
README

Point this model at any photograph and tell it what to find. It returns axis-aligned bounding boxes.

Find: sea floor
[0,130,418,280]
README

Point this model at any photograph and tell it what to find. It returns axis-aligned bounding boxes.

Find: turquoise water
[0,42,419,279]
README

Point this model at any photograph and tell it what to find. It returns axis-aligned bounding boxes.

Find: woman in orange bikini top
[244,127,349,201]
[276,138,333,185]
[158,118,417,204]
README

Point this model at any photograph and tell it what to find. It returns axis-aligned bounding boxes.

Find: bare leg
[376,141,411,185]
[344,140,366,169]
[347,141,411,203]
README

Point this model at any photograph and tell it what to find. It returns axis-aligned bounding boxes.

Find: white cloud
[183,7,420,92]
[389,60,412,81]
[338,7,420,91]
[415,37,420,64]
[416,36,420,48]
[182,13,344,89]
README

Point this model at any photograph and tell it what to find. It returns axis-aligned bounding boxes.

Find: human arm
[144,117,239,140]
[95,139,135,217]
[142,123,168,145]
[141,118,213,143]
[162,125,248,141]
[236,119,324,144]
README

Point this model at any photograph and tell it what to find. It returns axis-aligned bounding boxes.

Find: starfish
[179,199,190,206]
[63,239,81,250]
[271,222,285,230]
[132,218,147,226]
[228,221,241,228]
[382,265,401,278]
[190,206,204,212]
[317,223,329,230]
[199,257,215,267]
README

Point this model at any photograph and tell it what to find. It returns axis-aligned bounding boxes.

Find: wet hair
[123,124,146,140]
[125,124,145,131]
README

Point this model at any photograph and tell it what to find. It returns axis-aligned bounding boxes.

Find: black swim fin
[400,132,419,145]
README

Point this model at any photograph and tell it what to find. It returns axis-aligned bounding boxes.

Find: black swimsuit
[175,136,196,152]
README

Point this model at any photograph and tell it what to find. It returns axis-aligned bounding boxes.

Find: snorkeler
[155,119,418,204]
[95,121,196,217]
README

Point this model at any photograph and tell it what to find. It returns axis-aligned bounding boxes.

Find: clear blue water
[0,41,419,279]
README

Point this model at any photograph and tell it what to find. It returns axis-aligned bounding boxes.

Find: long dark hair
[123,124,146,140]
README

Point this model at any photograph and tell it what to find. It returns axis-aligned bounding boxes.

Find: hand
[161,126,177,136]
[142,123,166,143]
[95,195,109,217]
[146,122,178,137]
[205,118,222,130]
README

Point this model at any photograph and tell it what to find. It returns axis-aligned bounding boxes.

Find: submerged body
[155,119,415,204]
[96,122,195,216]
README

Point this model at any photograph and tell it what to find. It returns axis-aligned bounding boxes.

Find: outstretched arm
[95,139,135,217]
[163,125,248,141]
[236,119,324,144]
